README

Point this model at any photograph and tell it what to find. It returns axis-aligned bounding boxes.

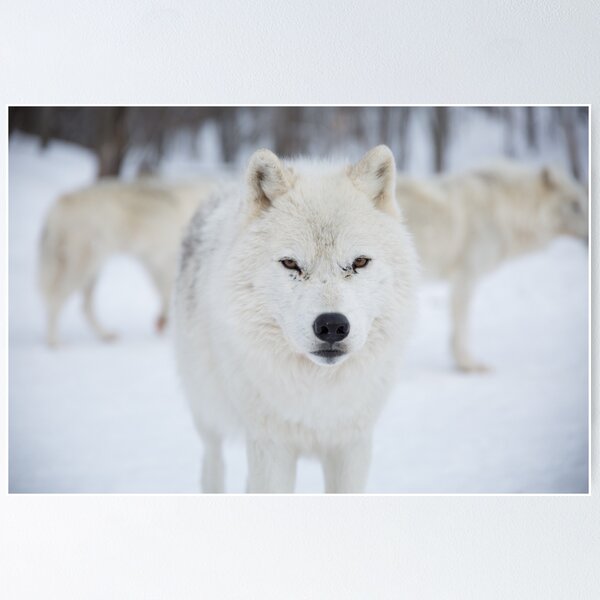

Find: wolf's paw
[100,332,119,343]
[155,315,167,334]
[456,360,491,374]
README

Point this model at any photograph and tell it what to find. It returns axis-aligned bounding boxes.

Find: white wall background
[0,1,598,598]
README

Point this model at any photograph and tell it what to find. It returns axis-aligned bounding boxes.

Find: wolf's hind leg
[201,433,225,493]
[146,262,172,334]
[450,275,489,372]
[83,276,118,342]
[45,294,67,348]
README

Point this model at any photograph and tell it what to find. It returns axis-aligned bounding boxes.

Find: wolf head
[229,145,416,368]
[540,166,588,241]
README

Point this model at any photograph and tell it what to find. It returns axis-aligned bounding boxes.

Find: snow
[8,122,589,494]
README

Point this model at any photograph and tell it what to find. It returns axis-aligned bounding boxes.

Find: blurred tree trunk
[430,107,449,172]
[153,107,168,162]
[379,107,391,145]
[96,108,128,178]
[548,107,562,140]
[396,108,411,169]
[39,108,55,149]
[349,107,366,145]
[525,107,537,149]
[273,107,304,157]
[219,108,238,163]
[503,108,516,156]
[8,107,21,136]
[559,107,582,182]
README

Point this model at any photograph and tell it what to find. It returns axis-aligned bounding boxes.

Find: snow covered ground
[8,127,589,493]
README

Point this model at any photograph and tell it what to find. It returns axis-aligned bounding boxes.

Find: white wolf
[396,161,588,372]
[39,178,212,346]
[174,146,418,493]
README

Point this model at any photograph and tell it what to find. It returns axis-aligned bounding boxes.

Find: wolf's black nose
[313,313,350,343]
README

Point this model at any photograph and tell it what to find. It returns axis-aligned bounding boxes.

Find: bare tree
[348,107,367,146]
[396,108,411,169]
[39,107,56,149]
[378,107,391,146]
[273,107,305,157]
[502,108,516,157]
[217,108,239,164]
[525,107,538,149]
[430,107,450,172]
[96,108,129,178]
[558,107,582,182]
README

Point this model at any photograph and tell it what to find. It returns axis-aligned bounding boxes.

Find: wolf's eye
[352,256,370,270]
[280,258,301,273]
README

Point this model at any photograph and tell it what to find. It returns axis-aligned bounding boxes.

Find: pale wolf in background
[174,146,418,493]
[397,162,588,372]
[39,178,213,346]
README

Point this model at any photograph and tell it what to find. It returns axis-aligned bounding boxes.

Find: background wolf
[38,178,212,346]
[397,161,588,371]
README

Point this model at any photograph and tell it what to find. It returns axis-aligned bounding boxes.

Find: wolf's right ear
[246,149,293,211]
[541,167,556,189]
[348,145,398,215]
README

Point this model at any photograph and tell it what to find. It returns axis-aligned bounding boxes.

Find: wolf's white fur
[39,178,212,346]
[397,161,588,371]
[174,146,418,493]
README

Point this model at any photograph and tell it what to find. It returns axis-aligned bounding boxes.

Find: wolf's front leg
[321,436,372,493]
[83,278,119,342]
[145,259,172,334]
[200,433,225,493]
[246,439,298,493]
[450,274,489,372]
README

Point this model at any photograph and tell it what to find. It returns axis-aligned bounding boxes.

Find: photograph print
[8,106,589,493]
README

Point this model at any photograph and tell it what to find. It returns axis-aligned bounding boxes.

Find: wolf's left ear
[541,167,554,189]
[541,166,563,190]
[246,148,293,211]
[348,145,398,214]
